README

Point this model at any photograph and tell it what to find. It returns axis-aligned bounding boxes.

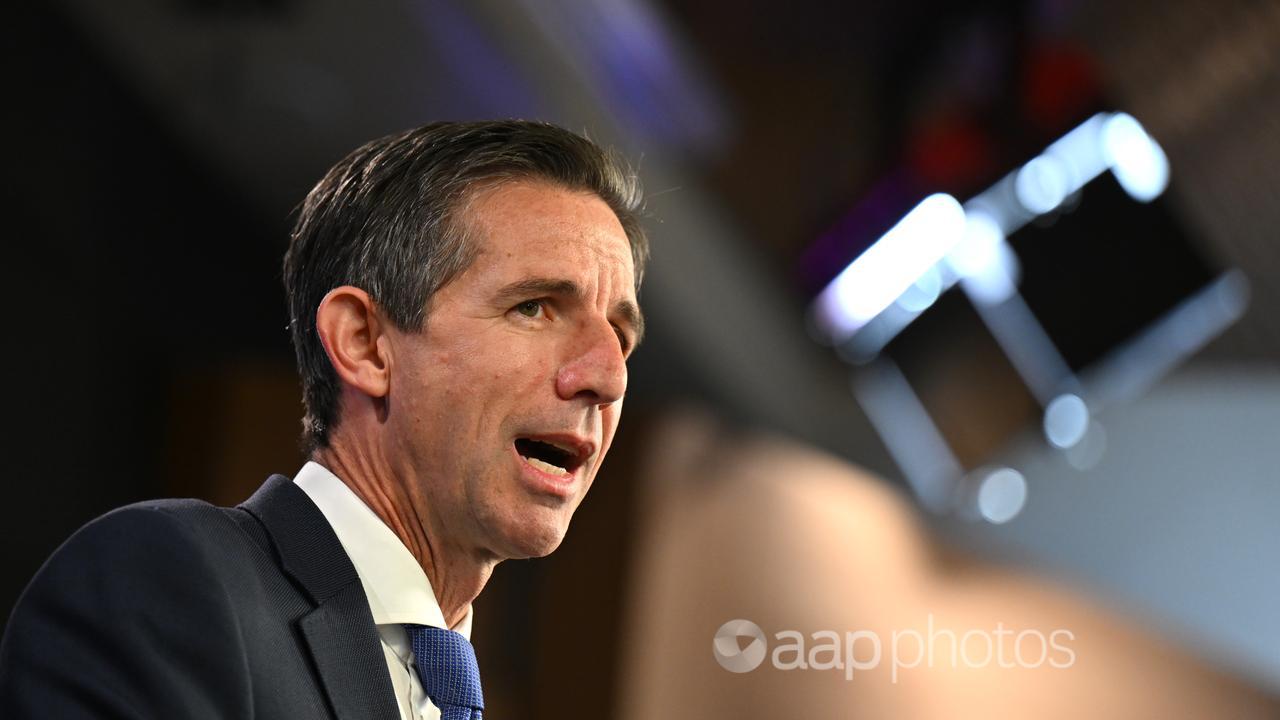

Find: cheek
[489,343,557,390]
[421,334,503,393]
[445,346,560,437]
[598,402,624,454]
[404,349,463,409]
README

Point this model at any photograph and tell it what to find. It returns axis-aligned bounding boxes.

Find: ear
[315,286,391,399]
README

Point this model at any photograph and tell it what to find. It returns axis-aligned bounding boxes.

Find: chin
[484,505,573,560]
[504,522,569,559]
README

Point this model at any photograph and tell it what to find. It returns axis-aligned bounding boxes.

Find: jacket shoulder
[67,496,258,562]
[0,498,258,717]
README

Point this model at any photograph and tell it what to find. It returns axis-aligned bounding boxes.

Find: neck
[313,438,495,628]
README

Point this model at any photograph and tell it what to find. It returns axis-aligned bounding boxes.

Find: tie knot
[403,624,484,717]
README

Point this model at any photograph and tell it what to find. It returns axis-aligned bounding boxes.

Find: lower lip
[512,446,579,499]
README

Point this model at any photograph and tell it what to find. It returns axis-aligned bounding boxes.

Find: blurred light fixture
[816,112,1192,520]
[852,360,964,514]
[811,112,1170,349]
[1043,393,1091,449]
[948,210,1018,306]
[813,193,966,341]
[1063,420,1107,471]
[1102,112,1170,202]
[1015,155,1072,214]
[975,467,1028,524]
[895,266,944,313]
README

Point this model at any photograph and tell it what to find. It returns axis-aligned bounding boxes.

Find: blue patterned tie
[403,624,485,720]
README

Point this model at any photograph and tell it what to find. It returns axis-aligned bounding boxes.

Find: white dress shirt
[294,462,473,720]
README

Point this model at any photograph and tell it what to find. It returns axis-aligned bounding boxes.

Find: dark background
[6,0,1280,714]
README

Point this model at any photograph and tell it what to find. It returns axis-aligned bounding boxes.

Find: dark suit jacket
[0,475,401,719]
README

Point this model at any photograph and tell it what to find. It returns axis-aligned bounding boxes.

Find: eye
[514,300,544,318]
[614,326,632,355]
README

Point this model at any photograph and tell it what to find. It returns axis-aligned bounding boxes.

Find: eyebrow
[495,277,645,348]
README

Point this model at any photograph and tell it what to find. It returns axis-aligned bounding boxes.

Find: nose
[555,318,627,407]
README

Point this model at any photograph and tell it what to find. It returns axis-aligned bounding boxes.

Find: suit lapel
[241,475,400,720]
[298,586,402,720]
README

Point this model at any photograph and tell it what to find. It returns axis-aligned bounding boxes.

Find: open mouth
[515,437,587,478]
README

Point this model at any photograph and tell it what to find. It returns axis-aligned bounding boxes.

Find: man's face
[384,179,640,561]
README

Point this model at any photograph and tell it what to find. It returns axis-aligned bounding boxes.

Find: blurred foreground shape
[615,403,1279,719]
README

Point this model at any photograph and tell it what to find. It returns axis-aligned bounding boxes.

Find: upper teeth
[525,456,570,477]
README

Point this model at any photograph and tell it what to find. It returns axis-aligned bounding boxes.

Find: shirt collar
[293,461,473,639]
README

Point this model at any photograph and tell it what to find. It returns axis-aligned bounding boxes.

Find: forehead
[457,180,637,290]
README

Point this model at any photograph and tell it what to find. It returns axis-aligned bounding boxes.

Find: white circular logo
[712,619,767,673]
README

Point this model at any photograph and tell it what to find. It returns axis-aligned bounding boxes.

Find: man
[0,120,648,719]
